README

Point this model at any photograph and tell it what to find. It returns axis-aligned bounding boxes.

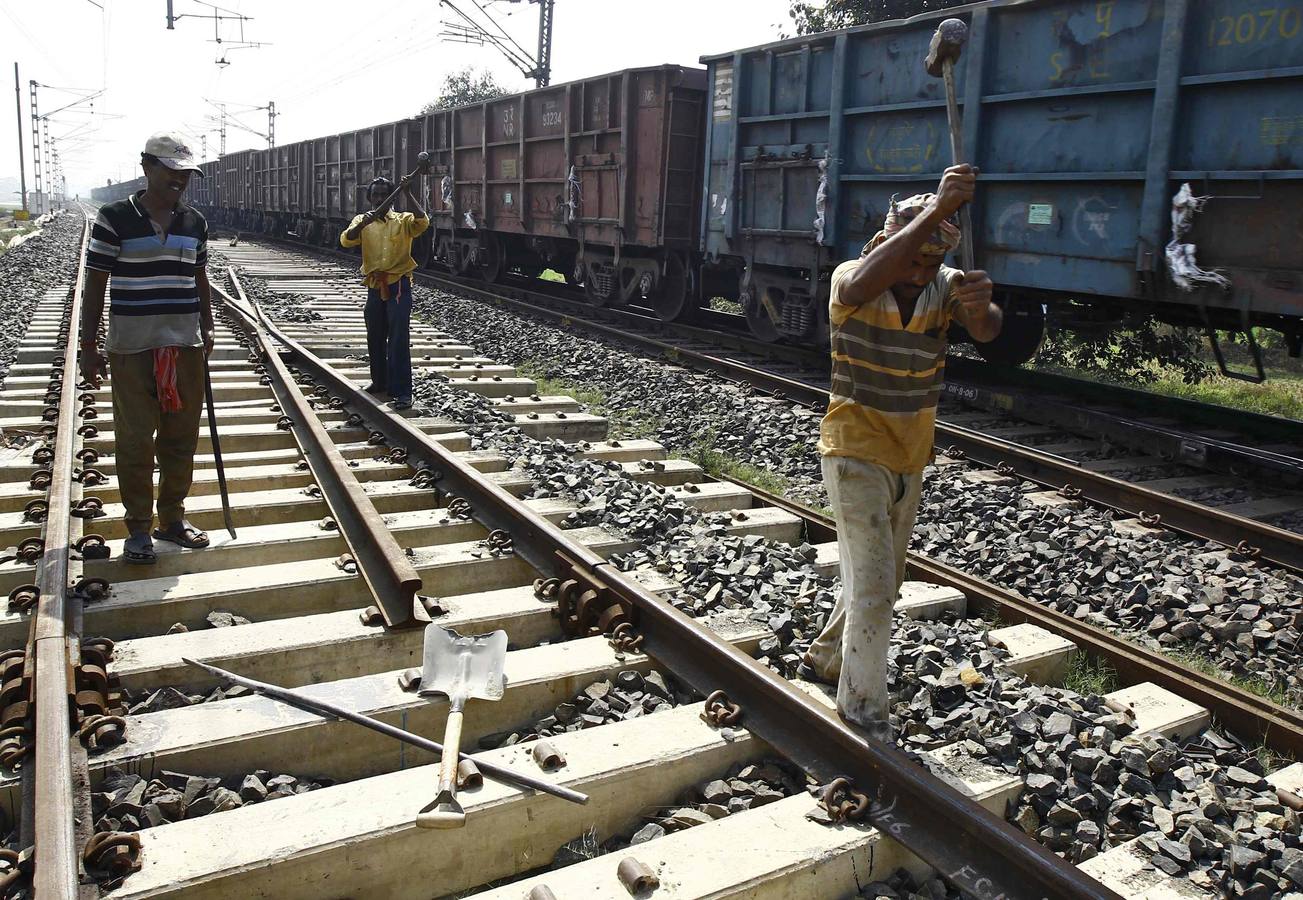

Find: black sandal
[153,519,210,549]
[123,532,157,565]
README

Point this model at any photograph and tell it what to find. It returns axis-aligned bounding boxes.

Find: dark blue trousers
[363,275,413,402]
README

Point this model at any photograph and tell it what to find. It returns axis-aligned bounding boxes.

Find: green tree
[786,0,967,35]
[420,68,509,114]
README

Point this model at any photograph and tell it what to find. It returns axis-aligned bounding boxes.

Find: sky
[1,0,795,201]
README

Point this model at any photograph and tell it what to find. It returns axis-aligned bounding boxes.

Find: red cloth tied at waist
[365,270,403,301]
[154,347,183,413]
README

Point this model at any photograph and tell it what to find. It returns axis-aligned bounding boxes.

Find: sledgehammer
[925,17,976,272]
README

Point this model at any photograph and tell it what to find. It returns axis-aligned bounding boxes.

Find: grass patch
[1145,367,1303,419]
[708,296,743,315]
[1062,654,1119,698]
[1033,329,1303,419]
[512,359,608,407]
[687,430,792,496]
[530,374,608,408]
[1163,646,1293,708]
[513,359,666,441]
[539,268,565,283]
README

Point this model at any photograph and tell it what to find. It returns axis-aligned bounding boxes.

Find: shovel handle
[416,709,466,829]
[436,709,463,796]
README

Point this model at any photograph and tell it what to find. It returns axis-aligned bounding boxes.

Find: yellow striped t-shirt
[816,260,961,474]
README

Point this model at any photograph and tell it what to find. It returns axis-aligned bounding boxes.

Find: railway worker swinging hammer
[340,175,430,410]
[800,163,1002,742]
[79,132,215,565]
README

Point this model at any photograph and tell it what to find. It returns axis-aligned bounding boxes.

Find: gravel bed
[406,284,1303,708]
[1111,465,1197,483]
[1173,485,1258,506]
[1268,509,1303,534]
[92,766,327,834]
[0,210,85,383]
[479,667,693,750]
[229,270,324,322]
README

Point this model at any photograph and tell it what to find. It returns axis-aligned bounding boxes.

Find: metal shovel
[416,625,508,829]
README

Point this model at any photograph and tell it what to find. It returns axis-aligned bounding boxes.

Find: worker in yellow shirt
[800,165,1003,742]
[340,175,429,409]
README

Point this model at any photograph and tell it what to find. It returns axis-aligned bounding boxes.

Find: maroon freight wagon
[421,65,707,319]
[302,118,424,245]
[214,148,257,229]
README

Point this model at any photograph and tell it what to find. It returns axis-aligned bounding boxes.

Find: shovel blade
[417,625,508,703]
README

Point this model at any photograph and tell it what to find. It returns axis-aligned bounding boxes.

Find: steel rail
[30,216,91,898]
[227,274,1119,900]
[943,355,1303,448]
[409,270,1303,573]
[217,273,423,628]
[939,361,1303,485]
[729,478,1303,759]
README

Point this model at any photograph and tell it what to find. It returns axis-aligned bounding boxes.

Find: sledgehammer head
[925,18,969,77]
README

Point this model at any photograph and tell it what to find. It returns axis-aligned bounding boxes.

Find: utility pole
[218,102,226,155]
[534,0,554,88]
[267,100,275,148]
[42,118,51,208]
[166,0,175,28]
[439,0,554,88]
[13,63,27,215]
[29,80,41,214]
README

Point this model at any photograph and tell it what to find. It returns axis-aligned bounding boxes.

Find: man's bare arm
[836,164,976,308]
[79,269,110,386]
[196,268,215,355]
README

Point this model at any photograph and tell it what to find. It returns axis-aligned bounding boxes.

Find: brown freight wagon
[258,140,309,235]
[189,160,219,211]
[214,148,257,229]
[304,118,423,246]
[421,65,707,319]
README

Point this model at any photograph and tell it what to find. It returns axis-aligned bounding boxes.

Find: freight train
[93,0,1303,372]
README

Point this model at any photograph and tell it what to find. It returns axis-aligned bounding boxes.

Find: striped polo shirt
[817,260,961,474]
[85,192,207,354]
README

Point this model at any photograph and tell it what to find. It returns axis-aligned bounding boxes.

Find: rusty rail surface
[728,477,1303,760]
[229,275,1119,900]
[408,267,1303,574]
[29,216,91,898]
[218,273,423,628]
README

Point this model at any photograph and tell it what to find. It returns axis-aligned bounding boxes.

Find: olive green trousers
[108,348,205,535]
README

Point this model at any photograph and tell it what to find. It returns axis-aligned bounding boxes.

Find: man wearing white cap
[80,132,215,564]
[800,163,1002,741]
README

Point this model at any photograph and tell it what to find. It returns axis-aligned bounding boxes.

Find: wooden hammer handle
[941,63,976,273]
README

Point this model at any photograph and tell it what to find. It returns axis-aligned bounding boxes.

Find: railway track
[2,222,1301,898]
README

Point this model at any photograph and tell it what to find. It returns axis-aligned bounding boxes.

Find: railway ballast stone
[0,211,84,383]
[92,765,327,834]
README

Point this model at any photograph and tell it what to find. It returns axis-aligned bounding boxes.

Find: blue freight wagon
[699,0,1303,369]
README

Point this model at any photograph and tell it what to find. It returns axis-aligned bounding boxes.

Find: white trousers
[805,455,923,732]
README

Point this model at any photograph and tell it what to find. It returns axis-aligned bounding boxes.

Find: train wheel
[651,253,695,322]
[480,236,504,283]
[584,275,614,306]
[743,287,782,343]
[975,297,1046,366]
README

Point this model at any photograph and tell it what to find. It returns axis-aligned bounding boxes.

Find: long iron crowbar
[182,658,588,806]
[203,351,237,539]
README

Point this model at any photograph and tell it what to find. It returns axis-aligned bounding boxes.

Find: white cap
[143,131,204,176]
